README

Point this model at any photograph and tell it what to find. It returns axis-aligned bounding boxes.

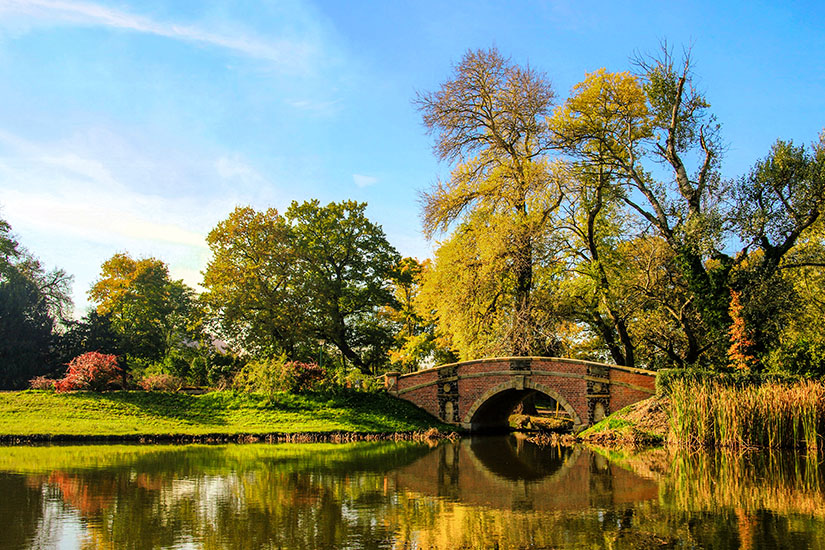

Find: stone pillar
[437,365,459,423]
[586,364,610,425]
[384,372,400,395]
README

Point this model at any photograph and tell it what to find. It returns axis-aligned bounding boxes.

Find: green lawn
[0,390,447,437]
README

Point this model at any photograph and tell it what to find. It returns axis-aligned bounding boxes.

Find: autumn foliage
[54,352,122,392]
[728,291,758,372]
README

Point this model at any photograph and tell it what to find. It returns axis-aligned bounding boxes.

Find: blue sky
[0,0,823,313]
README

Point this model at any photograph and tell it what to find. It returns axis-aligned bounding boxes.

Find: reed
[668,379,825,449]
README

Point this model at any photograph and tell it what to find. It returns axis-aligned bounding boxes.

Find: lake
[1,436,824,549]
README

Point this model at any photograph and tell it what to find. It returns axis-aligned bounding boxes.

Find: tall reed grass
[668,379,825,449]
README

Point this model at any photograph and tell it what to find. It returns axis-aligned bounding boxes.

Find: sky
[0,0,823,314]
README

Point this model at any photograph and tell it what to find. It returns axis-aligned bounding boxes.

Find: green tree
[202,200,400,375]
[383,258,456,372]
[89,253,195,370]
[416,47,564,356]
[202,206,304,358]
[0,217,73,387]
[288,199,400,374]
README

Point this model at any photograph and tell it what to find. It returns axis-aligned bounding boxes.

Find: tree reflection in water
[0,439,824,549]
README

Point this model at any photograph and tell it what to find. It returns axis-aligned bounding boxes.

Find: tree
[202,206,304,358]
[288,199,400,374]
[0,217,73,388]
[202,200,400,375]
[548,47,731,366]
[416,47,564,355]
[89,253,194,369]
[383,257,456,371]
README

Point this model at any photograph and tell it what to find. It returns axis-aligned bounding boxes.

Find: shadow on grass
[77,391,231,427]
[58,390,447,433]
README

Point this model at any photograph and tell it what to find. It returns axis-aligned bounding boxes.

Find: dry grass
[668,379,825,449]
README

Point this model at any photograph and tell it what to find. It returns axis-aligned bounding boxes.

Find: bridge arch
[385,357,656,432]
[462,379,583,431]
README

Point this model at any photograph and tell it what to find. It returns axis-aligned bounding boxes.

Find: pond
[1,436,824,549]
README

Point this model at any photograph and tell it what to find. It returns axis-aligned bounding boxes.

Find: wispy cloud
[353,173,378,188]
[0,0,316,70]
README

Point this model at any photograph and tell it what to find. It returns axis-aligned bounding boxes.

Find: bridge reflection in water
[393,435,658,512]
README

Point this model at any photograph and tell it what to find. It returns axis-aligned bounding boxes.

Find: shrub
[234,356,329,396]
[281,361,328,393]
[28,375,55,390]
[55,352,122,393]
[139,373,183,392]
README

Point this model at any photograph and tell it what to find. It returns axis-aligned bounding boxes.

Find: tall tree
[550,49,729,366]
[288,199,400,373]
[0,217,73,387]
[202,206,303,358]
[416,47,564,355]
[202,200,400,374]
[89,253,194,367]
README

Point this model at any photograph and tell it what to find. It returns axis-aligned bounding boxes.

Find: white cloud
[0,0,317,72]
[0,128,229,310]
[352,173,378,188]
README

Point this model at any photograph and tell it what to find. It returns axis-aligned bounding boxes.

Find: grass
[668,379,825,449]
[0,389,449,438]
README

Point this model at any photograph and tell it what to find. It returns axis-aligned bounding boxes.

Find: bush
[55,352,122,393]
[28,375,55,390]
[234,356,329,396]
[139,373,183,392]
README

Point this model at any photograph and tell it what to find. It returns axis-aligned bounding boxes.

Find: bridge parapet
[385,357,656,431]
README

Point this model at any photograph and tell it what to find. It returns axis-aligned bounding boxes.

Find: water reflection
[0,439,824,549]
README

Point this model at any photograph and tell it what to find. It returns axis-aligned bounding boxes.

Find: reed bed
[668,379,825,449]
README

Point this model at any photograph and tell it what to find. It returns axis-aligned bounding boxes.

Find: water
[0,436,824,549]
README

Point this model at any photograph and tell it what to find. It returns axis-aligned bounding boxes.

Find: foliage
[55,352,123,393]
[203,200,399,374]
[234,356,329,397]
[28,376,55,391]
[727,290,758,371]
[382,257,456,371]
[201,206,301,358]
[138,373,183,392]
[416,47,563,356]
[89,253,196,369]
[0,217,73,388]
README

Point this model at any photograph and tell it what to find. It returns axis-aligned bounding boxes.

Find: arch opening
[463,381,583,432]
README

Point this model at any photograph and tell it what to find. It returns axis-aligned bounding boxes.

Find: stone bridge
[385,357,656,432]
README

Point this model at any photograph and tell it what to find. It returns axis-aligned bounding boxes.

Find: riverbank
[0,390,453,443]
[579,378,825,450]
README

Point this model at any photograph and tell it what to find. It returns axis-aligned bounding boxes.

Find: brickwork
[386,357,656,430]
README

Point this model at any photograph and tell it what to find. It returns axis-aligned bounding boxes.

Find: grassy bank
[0,390,450,441]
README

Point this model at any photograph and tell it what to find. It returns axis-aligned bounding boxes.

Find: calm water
[1,436,824,549]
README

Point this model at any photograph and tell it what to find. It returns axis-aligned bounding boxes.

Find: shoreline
[0,428,460,445]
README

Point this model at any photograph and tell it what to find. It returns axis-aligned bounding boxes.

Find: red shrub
[55,352,122,393]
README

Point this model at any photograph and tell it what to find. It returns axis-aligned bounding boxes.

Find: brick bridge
[384,357,656,432]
